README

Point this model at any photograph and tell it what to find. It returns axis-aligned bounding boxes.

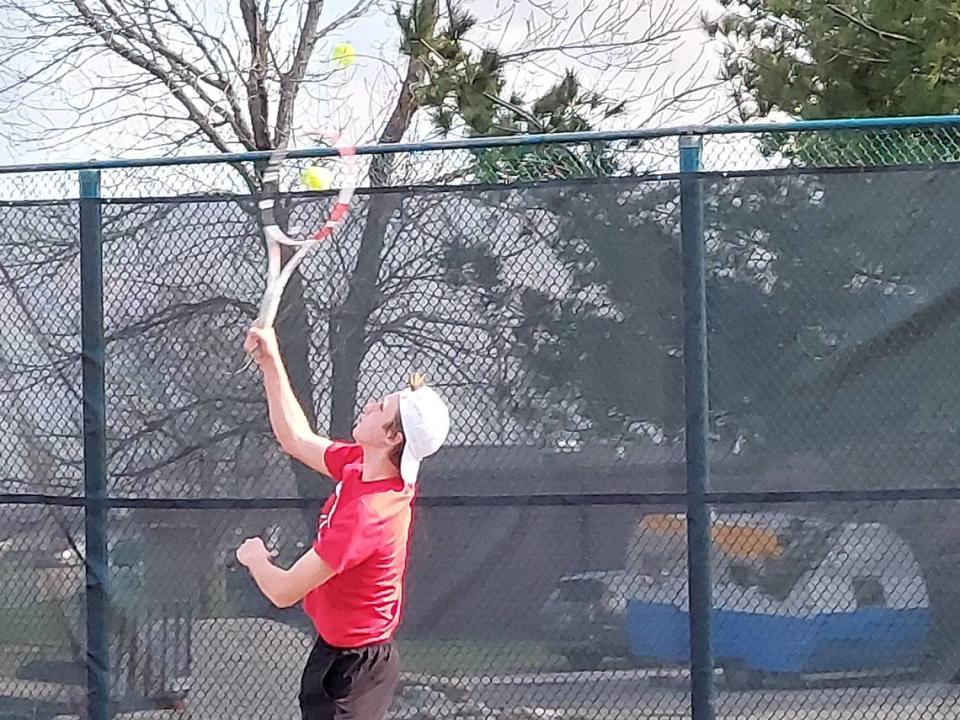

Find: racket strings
[253,132,360,328]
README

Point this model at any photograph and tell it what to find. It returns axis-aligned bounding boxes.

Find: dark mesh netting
[4,157,960,720]
[705,165,960,493]
[92,180,684,499]
[1,201,82,497]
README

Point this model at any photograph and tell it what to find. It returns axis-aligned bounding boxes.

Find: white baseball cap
[398,385,450,485]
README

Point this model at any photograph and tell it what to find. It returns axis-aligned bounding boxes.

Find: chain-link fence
[4,116,960,720]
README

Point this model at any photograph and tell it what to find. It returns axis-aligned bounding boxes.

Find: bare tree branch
[274,0,325,149]
[238,0,272,149]
[825,3,918,45]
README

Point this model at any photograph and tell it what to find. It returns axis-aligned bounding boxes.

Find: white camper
[624,512,930,683]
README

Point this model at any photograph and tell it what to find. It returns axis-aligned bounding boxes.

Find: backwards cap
[397,384,450,485]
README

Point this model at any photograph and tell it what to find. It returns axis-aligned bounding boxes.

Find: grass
[0,603,73,647]
[1,600,565,679]
[397,639,564,675]
[0,602,76,679]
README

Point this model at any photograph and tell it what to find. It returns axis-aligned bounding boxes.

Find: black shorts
[298,635,400,720]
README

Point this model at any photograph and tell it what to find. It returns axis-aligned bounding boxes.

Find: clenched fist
[236,537,271,568]
[244,326,280,369]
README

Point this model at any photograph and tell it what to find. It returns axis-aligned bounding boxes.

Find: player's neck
[359,446,401,482]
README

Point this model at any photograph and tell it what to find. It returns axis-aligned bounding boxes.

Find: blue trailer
[624,513,931,686]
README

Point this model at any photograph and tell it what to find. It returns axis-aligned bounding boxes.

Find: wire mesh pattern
[700,124,960,173]
[2,503,959,719]
[4,120,960,202]
[4,119,960,720]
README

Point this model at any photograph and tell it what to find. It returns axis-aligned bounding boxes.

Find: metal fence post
[679,135,715,720]
[80,169,110,720]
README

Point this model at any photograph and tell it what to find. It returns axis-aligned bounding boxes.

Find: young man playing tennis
[236,326,450,720]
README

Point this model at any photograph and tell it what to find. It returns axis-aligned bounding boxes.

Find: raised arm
[244,326,333,476]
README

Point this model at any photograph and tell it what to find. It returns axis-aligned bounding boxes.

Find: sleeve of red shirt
[323,442,364,483]
[313,499,378,575]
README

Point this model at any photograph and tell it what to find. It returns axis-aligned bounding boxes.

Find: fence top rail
[2,114,959,176]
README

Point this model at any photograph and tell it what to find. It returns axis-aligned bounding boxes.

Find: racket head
[253,131,360,327]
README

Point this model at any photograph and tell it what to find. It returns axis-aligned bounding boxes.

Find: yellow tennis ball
[301,166,333,191]
[332,42,356,68]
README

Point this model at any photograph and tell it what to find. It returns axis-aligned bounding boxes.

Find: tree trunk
[324,0,435,439]
[328,192,403,438]
[328,330,364,440]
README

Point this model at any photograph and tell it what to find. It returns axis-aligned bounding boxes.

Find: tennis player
[236,326,450,720]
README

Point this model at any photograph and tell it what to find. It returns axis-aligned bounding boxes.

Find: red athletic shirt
[302,442,415,648]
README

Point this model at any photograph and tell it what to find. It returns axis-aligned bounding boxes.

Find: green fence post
[80,169,110,720]
[679,135,715,720]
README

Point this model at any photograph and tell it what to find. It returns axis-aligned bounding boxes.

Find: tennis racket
[253,131,359,328]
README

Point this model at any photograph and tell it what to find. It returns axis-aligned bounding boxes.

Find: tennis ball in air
[332,42,356,68]
[301,166,333,191]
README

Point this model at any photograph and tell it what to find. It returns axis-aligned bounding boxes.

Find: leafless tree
[0,0,723,511]
[0,0,721,162]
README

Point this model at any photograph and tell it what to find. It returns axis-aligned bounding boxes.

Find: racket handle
[256,281,285,328]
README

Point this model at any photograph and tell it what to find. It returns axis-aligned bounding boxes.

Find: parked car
[540,512,932,685]
[538,570,638,670]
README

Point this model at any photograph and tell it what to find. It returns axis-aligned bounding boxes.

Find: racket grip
[256,281,285,328]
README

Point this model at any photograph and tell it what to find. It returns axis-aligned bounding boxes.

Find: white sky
[0,0,730,166]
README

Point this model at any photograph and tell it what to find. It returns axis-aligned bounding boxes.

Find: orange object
[640,514,782,559]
